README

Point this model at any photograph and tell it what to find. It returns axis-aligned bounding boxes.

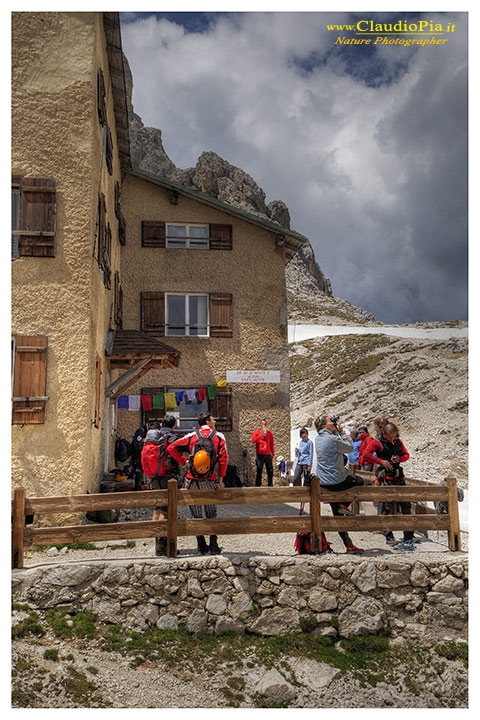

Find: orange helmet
[193,450,211,475]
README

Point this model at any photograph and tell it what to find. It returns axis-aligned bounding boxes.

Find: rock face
[123,53,335,306]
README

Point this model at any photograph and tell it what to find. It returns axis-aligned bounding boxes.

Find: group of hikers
[129,411,413,557]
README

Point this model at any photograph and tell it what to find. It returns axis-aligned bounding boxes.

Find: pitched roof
[107,330,179,361]
[128,166,308,259]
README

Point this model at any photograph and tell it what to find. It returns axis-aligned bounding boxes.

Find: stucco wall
[11,12,123,503]
[118,174,291,473]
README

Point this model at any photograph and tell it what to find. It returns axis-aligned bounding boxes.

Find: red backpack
[141,431,174,478]
[294,532,332,554]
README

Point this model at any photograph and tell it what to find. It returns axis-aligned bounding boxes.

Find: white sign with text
[226,370,281,383]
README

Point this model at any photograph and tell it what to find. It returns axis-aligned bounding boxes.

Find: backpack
[141,430,172,479]
[188,429,218,478]
[294,532,332,554]
[115,437,131,463]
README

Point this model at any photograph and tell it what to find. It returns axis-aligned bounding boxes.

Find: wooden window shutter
[105,125,113,175]
[209,224,233,250]
[12,335,48,424]
[102,222,112,289]
[96,192,106,263]
[115,181,126,246]
[114,272,123,329]
[141,291,165,335]
[210,293,233,337]
[17,178,56,258]
[142,221,166,248]
[209,386,232,432]
[97,67,107,126]
[94,353,102,428]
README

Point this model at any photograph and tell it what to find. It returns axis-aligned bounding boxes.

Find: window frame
[165,292,210,338]
[165,223,210,250]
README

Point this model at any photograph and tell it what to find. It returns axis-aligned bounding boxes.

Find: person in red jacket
[167,411,228,555]
[362,421,413,549]
[251,418,275,487]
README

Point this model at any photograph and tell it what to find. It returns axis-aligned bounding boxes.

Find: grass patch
[43,649,59,661]
[435,641,468,666]
[12,610,45,639]
[64,666,97,703]
[45,610,97,640]
[299,616,318,633]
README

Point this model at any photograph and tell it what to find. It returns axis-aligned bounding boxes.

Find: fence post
[310,476,322,553]
[166,478,178,558]
[445,476,461,552]
[12,487,26,570]
[350,466,360,515]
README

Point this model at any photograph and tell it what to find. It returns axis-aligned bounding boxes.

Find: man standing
[314,414,364,554]
[251,418,275,487]
[292,427,313,486]
[167,411,228,555]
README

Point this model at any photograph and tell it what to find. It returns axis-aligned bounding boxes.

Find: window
[12,335,48,424]
[11,177,56,258]
[141,292,233,338]
[141,221,232,250]
[166,293,208,336]
[166,224,209,249]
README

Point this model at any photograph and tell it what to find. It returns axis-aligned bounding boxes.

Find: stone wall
[12,555,467,643]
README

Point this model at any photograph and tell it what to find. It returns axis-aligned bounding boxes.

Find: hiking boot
[155,536,167,556]
[385,535,398,546]
[345,545,364,554]
[209,535,222,555]
[196,535,209,555]
[394,540,415,552]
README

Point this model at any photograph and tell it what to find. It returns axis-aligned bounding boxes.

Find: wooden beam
[105,357,152,398]
[12,488,26,569]
[446,476,461,551]
[25,519,168,546]
[24,489,169,514]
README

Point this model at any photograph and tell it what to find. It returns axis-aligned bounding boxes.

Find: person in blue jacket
[292,427,313,486]
[348,428,361,469]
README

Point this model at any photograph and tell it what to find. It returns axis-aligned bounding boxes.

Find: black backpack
[188,429,218,478]
[115,438,131,463]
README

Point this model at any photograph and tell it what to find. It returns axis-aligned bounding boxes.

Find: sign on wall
[226,370,281,383]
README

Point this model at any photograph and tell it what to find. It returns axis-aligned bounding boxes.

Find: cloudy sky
[120,10,468,324]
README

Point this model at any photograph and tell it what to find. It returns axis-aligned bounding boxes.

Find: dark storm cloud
[120,11,468,323]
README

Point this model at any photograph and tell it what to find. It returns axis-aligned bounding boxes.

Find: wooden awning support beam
[105,357,152,399]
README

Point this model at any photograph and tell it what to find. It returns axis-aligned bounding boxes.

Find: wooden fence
[12,474,462,568]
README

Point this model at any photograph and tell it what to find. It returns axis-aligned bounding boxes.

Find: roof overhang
[105,330,180,398]
[103,12,131,173]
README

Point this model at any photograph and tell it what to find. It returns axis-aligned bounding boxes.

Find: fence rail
[11,475,462,568]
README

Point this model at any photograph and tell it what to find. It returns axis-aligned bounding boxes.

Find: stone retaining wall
[12,555,467,643]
